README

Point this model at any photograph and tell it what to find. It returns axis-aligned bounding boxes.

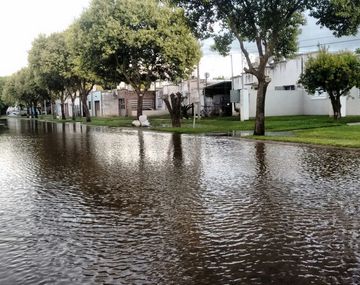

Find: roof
[204,81,232,97]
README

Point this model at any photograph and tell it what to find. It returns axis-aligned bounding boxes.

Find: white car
[6,107,27,117]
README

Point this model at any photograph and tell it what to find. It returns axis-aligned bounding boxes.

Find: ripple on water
[0,120,360,284]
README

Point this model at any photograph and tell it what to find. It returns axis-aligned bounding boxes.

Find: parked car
[6,107,27,117]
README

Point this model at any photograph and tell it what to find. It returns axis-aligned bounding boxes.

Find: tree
[310,0,360,37]
[28,33,70,120]
[299,50,360,119]
[65,25,99,122]
[2,67,48,117]
[75,0,201,119]
[163,92,183,127]
[173,0,360,135]
[0,77,8,115]
[1,75,17,107]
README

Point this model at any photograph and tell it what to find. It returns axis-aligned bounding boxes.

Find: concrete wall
[247,89,331,118]
[231,52,360,118]
[267,59,301,89]
[249,91,257,118]
[102,91,119,117]
[303,95,329,115]
[265,90,304,116]
[346,88,360,116]
[249,90,306,117]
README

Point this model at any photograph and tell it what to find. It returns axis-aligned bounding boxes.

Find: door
[118,98,126,116]
[95,101,100,117]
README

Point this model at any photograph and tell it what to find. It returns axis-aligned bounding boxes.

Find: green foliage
[299,50,360,118]
[173,0,306,61]
[28,33,69,97]
[2,67,48,107]
[172,0,360,133]
[300,50,360,96]
[311,0,360,37]
[0,77,8,113]
[76,0,201,90]
[1,75,16,105]
[65,25,99,89]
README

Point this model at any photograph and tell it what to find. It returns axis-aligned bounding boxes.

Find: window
[284,85,295,90]
[88,102,91,110]
[275,85,295,90]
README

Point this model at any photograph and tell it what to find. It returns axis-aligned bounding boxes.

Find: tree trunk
[330,95,342,120]
[81,93,91,122]
[71,97,76,121]
[164,92,182,128]
[60,97,66,120]
[137,92,144,119]
[254,79,269,136]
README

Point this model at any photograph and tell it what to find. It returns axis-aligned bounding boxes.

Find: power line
[299,39,360,49]
[202,37,360,55]
[297,35,338,43]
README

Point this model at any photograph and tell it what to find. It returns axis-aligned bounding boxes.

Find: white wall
[267,58,299,89]
[102,91,119,117]
[247,89,330,118]
[265,90,304,116]
[249,91,257,118]
[346,88,360,116]
[303,95,329,115]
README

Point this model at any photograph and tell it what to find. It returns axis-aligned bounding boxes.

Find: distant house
[158,78,232,116]
[55,87,160,119]
[87,89,157,117]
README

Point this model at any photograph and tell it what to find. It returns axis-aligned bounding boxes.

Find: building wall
[303,95,329,115]
[248,90,329,118]
[346,88,360,116]
[233,52,360,118]
[86,89,156,117]
[265,90,304,116]
[102,91,119,117]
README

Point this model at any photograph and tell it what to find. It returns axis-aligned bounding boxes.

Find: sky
[200,15,360,80]
[1,1,360,79]
[0,0,90,77]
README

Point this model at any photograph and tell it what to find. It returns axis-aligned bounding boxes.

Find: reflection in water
[0,119,360,284]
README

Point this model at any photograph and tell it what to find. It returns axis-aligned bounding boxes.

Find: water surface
[0,118,359,284]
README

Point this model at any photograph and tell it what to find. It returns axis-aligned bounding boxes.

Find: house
[55,87,159,119]
[158,78,232,116]
[231,52,360,119]
[87,89,158,117]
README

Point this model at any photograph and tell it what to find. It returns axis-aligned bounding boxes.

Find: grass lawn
[254,125,360,148]
[36,114,360,148]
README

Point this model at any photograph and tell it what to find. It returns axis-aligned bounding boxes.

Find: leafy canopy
[173,0,360,74]
[28,33,69,96]
[299,50,360,96]
[311,0,360,37]
[173,1,307,62]
[2,67,48,107]
[76,0,201,91]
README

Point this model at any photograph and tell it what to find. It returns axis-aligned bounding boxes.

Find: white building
[232,52,360,119]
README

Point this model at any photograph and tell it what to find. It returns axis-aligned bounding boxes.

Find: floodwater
[0,118,360,285]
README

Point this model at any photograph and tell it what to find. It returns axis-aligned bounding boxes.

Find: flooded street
[0,118,360,284]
